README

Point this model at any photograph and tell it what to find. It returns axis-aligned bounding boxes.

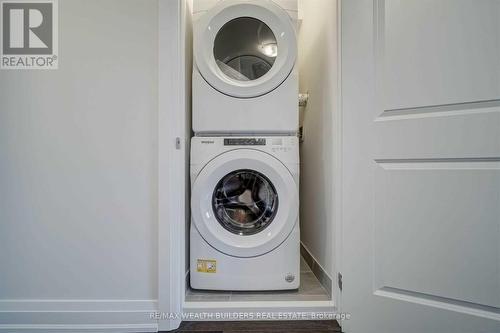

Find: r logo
[2,2,52,54]
[1,0,57,69]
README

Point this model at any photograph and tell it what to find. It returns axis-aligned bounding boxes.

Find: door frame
[158,0,189,331]
[158,0,343,331]
[333,0,344,316]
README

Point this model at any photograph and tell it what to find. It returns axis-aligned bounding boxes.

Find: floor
[168,320,341,332]
[185,256,330,302]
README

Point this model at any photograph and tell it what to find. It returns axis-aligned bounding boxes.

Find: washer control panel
[224,138,266,146]
[191,136,299,168]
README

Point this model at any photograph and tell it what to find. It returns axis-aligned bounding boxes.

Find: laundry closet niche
[180,0,340,316]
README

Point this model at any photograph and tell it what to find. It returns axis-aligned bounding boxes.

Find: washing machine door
[191,149,298,258]
[194,0,297,98]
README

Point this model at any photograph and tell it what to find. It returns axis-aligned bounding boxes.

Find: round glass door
[213,17,277,81]
[191,148,298,257]
[194,0,297,98]
[212,169,278,236]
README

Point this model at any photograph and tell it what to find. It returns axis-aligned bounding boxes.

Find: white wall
[0,0,159,317]
[298,0,338,277]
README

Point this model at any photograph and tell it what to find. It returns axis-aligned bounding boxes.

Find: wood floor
[165,320,341,333]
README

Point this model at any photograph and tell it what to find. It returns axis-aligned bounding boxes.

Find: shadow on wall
[298,0,338,278]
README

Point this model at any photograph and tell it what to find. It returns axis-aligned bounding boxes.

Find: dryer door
[191,149,298,258]
[194,0,297,98]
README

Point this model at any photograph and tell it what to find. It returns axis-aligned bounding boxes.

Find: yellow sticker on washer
[197,259,216,273]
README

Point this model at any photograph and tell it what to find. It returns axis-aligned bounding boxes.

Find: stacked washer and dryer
[190,0,300,291]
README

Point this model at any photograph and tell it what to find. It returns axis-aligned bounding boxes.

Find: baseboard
[0,324,157,333]
[0,300,158,332]
[300,243,333,297]
[183,300,337,320]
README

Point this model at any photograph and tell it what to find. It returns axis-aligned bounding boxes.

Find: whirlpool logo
[1,0,58,69]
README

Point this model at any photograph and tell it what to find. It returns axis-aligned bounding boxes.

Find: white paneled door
[341,0,500,332]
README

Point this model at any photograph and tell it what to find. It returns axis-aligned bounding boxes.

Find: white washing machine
[190,136,300,290]
[192,0,299,135]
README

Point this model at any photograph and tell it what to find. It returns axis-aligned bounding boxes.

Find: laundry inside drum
[212,169,279,235]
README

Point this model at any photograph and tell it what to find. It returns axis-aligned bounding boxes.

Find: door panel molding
[374,157,500,170]
[379,0,500,110]
[375,287,500,321]
[377,99,500,121]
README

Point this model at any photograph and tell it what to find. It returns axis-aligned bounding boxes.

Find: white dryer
[190,136,300,290]
[192,0,299,134]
